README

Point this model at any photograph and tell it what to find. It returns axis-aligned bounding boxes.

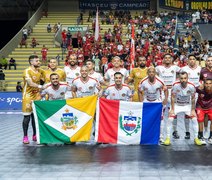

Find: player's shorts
[169,104,195,119]
[196,108,212,123]
[22,93,41,115]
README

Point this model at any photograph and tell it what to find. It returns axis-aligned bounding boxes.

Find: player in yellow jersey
[126,56,148,101]
[43,58,66,83]
[22,54,45,144]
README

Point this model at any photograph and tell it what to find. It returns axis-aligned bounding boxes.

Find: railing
[0,0,48,57]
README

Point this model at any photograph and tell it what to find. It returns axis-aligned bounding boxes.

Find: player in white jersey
[64,54,81,98]
[139,67,168,143]
[103,72,132,101]
[104,56,129,85]
[163,71,204,146]
[181,54,201,139]
[138,67,168,103]
[41,73,71,100]
[181,54,201,87]
[156,53,181,140]
[86,59,107,85]
[72,66,101,98]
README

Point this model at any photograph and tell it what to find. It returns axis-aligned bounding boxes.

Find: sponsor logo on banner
[0,92,22,110]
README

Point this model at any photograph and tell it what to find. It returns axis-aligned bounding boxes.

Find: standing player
[104,56,129,85]
[103,72,132,101]
[41,73,71,100]
[127,56,148,102]
[181,54,201,139]
[64,54,81,98]
[86,59,107,85]
[200,56,212,136]
[155,53,181,140]
[22,54,44,144]
[163,72,203,146]
[138,67,168,142]
[196,78,212,144]
[43,58,66,83]
[72,66,101,98]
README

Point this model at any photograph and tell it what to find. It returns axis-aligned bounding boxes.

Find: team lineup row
[21,53,212,146]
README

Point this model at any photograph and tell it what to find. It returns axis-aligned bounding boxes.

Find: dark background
[0,20,26,49]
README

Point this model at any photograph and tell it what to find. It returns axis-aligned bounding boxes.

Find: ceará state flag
[95,98,162,145]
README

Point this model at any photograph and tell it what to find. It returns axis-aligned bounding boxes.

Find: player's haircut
[69,54,77,60]
[147,66,156,73]
[28,54,39,64]
[85,59,95,64]
[179,71,188,77]
[50,73,59,79]
[112,56,121,61]
[163,53,173,59]
[114,72,123,77]
[204,78,212,83]
[188,54,196,59]
[138,56,146,60]
[48,57,57,63]
[81,65,88,70]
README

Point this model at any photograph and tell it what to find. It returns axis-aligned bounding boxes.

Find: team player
[72,66,101,98]
[103,72,133,101]
[199,56,212,137]
[155,53,180,140]
[85,59,107,85]
[181,54,201,139]
[43,58,66,83]
[22,54,45,144]
[41,73,71,100]
[196,78,212,144]
[127,56,148,102]
[138,67,168,104]
[104,56,129,85]
[64,54,81,98]
[163,72,204,146]
[138,67,168,142]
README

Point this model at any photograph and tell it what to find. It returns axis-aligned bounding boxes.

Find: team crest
[60,92,65,96]
[119,111,141,136]
[203,74,207,77]
[187,90,191,94]
[122,93,126,97]
[60,109,78,130]
[75,73,79,76]
[89,86,93,90]
[171,70,174,74]
[78,87,82,91]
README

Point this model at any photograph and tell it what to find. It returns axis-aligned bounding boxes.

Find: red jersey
[196,88,212,109]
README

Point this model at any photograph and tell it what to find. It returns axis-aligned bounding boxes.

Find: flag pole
[94,7,99,42]
[130,20,135,71]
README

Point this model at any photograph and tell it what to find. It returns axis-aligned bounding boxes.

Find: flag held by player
[130,21,135,70]
[94,7,99,41]
[95,98,162,145]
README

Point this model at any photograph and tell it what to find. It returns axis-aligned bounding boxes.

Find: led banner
[0,92,22,110]
[159,0,212,10]
[79,0,150,10]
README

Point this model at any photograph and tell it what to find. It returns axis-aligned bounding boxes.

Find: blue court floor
[0,113,212,180]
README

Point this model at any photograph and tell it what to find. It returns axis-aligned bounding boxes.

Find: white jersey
[72,77,99,97]
[64,66,81,85]
[41,83,71,100]
[89,71,104,83]
[139,76,165,102]
[181,65,201,87]
[155,65,180,87]
[171,81,196,114]
[104,84,132,101]
[104,68,129,85]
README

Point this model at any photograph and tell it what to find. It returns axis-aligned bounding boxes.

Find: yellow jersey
[22,67,44,99]
[129,67,148,101]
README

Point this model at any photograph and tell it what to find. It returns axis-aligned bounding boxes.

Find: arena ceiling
[0,0,43,20]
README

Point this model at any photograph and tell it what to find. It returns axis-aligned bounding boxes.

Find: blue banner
[79,0,150,10]
[0,92,22,110]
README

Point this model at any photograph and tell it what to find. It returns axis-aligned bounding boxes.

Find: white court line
[0,112,22,114]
